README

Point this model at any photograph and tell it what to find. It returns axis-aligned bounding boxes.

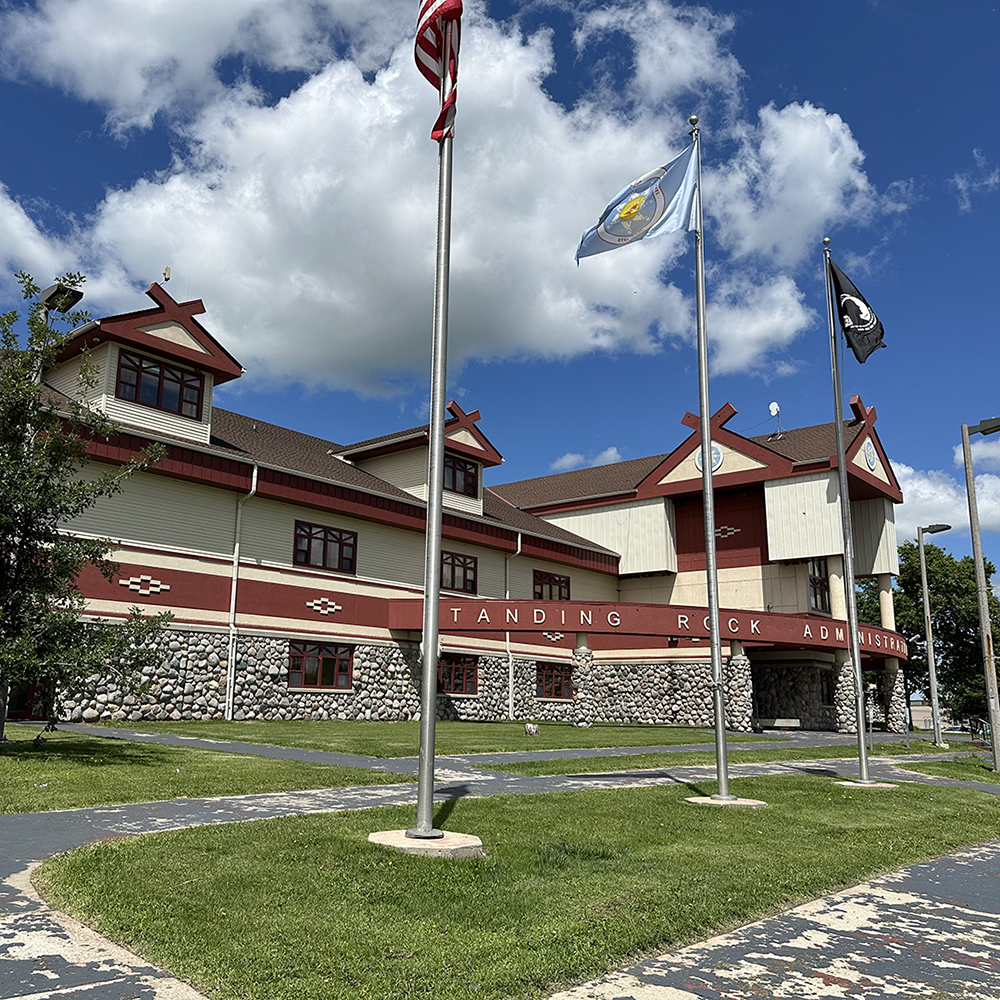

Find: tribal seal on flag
[576,143,698,262]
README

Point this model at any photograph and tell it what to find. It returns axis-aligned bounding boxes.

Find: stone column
[724,639,753,733]
[877,572,905,733]
[571,639,596,725]
[833,648,857,733]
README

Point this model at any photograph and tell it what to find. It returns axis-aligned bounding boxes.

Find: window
[294,522,357,573]
[438,654,478,695]
[536,662,573,699]
[820,670,835,707]
[115,351,204,420]
[808,559,830,613]
[533,570,570,601]
[441,551,477,593]
[443,454,478,497]
[288,642,353,689]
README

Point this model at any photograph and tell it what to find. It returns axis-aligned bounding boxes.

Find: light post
[960,417,1000,769]
[917,523,950,748]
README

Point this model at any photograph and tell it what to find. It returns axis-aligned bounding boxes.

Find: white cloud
[550,446,622,471]
[953,435,1000,473]
[551,452,584,472]
[709,102,876,268]
[950,149,999,213]
[893,460,1000,538]
[0,2,910,396]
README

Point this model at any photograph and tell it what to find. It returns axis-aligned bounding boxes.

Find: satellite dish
[769,401,780,417]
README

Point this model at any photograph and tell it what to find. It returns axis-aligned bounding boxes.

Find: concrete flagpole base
[833,780,898,790]
[684,796,767,808]
[369,829,486,859]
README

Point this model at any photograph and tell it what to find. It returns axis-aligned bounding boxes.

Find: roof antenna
[768,401,783,440]
[163,265,171,282]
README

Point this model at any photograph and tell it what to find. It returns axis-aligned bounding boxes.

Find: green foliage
[870,540,1000,721]
[0,272,171,733]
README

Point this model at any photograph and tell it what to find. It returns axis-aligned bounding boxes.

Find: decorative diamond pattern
[715,525,742,539]
[120,575,170,596]
[305,597,343,616]
[542,631,565,642]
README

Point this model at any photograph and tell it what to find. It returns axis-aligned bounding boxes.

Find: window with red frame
[287,642,353,689]
[443,454,478,497]
[115,351,204,420]
[438,654,478,695]
[441,551,477,593]
[294,522,357,573]
[536,662,573,699]
[533,569,570,600]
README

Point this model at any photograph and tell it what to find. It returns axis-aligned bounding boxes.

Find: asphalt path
[2,724,999,999]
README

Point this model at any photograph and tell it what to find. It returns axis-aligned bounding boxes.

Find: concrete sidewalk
[2,725,999,999]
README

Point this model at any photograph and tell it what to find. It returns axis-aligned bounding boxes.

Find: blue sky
[1,0,998,577]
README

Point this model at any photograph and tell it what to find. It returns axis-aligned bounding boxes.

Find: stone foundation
[56,627,844,734]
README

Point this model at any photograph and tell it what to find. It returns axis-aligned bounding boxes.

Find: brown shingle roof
[749,418,865,464]
[489,453,669,510]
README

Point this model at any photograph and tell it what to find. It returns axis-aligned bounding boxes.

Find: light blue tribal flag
[575,142,698,262]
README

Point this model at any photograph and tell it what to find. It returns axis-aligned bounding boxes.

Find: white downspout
[504,532,522,720]
[225,464,258,720]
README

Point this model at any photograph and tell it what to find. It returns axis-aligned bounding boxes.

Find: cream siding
[44,342,112,409]
[852,498,899,576]
[665,562,809,614]
[239,495,509,594]
[355,447,429,499]
[659,440,767,485]
[506,557,617,603]
[63,466,236,555]
[446,427,485,451]
[851,434,891,486]
[100,344,214,444]
[542,497,676,574]
[765,471,843,561]
[138,320,210,353]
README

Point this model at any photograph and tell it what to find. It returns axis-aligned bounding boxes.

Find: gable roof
[55,283,244,385]
[336,400,504,467]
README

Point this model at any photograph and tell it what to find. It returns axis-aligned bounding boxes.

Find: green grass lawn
[97,719,771,756]
[476,741,956,776]
[35,777,1000,1000]
[898,755,1000,784]
[0,723,411,814]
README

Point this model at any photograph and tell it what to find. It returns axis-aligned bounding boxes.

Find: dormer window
[444,454,478,498]
[115,351,204,421]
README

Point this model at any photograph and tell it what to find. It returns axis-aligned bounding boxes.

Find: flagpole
[823,237,872,784]
[689,116,733,801]
[408,17,457,840]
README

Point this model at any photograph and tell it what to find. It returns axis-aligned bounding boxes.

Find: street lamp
[37,282,84,326]
[917,523,950,748]
[960,417,1000,769]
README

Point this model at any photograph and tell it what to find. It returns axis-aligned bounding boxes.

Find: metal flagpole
[407,18,457,840]
[689,116,733,801]
[822,237,872,783]
[960,422,1000,769]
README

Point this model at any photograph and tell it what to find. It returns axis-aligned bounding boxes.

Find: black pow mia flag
[829,260,886,363]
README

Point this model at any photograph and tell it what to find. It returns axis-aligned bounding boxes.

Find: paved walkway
[2,724,999,999]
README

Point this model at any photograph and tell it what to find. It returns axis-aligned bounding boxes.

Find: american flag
[414,0,462,141]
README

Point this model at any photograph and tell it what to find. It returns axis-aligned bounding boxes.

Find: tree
[0,272,171,740]
[859,540,1000,724]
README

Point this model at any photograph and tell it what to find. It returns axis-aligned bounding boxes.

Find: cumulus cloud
[550,445,622,472]
[893,460,1000,538]
[950,149,999,213]
[954,436,1000,473]
[0,1,911,396]
[709,102,876,268]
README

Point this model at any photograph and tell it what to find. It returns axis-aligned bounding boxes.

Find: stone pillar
[882,658,907,733]
[571,643,596,725]
[724,639,753,733]
[833,648,857,733]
